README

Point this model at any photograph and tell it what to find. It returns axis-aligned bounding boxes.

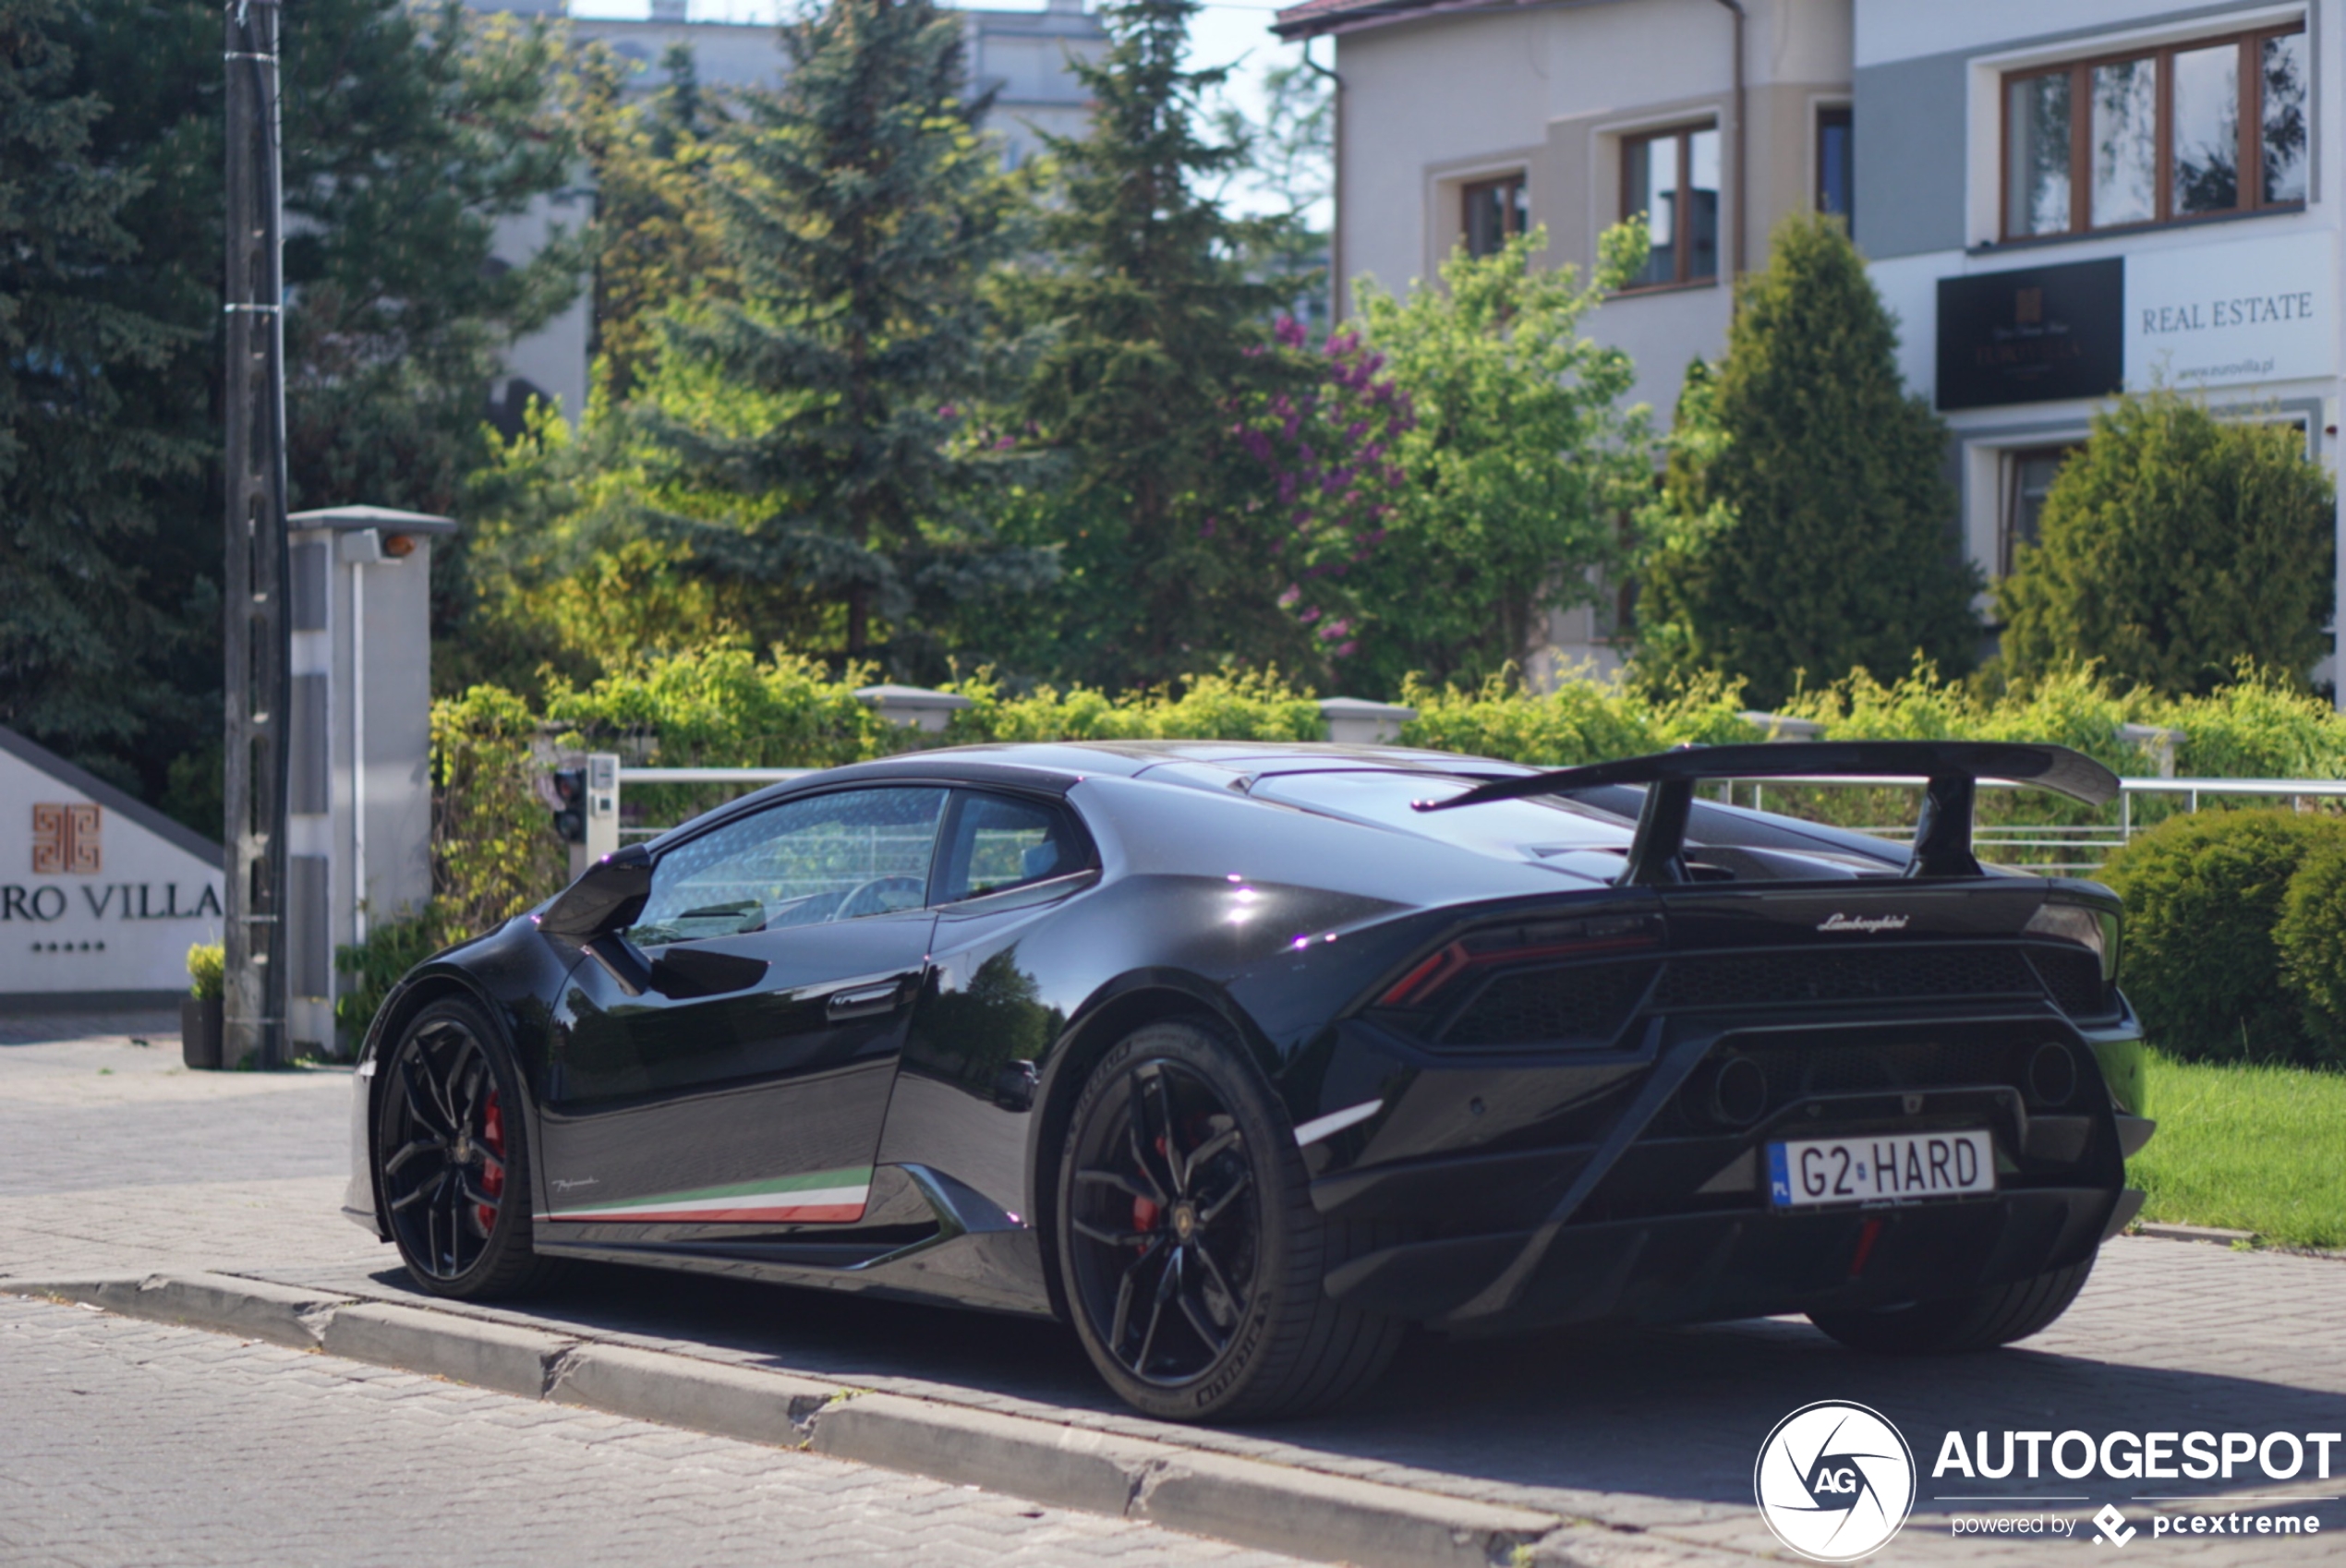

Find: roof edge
[1273,0,1623,44]
[0,724,226,871]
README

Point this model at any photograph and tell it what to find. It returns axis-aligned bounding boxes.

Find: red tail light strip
[1378,933,1659,1007]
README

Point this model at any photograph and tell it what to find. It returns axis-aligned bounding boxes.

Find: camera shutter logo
[30,803,102,875]
[1753,1401,1917,1562]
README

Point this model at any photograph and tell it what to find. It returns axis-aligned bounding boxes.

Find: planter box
[181,995,224,1070]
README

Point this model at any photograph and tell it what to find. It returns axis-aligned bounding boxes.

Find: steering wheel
[832,874,925,922]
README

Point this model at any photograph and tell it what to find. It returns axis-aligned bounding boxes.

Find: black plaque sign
[1936,259,2123,410]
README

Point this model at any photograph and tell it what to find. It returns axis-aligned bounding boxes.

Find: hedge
[330,650,2346,1055]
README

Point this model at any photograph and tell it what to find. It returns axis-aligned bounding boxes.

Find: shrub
[432,686,573,938]
[948,668,1325,745]
[2274,843,2346,1067]
[186,943,224,1002]
[1397,669,1754,766]
[1997,389,2336,696]
[2159,667,2346,779]
[2099,809,2346,1066]
[334,911,456,1050]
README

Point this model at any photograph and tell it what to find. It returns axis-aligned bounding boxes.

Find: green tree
[1635,213,1978,708]
[577,41,733,400]
[1340,224,1653,693]
[645,0,1049,671]
[1997,389,2335,696]
[27,0,583,822]
[0,0,195,763]
[1003,0,1305,689]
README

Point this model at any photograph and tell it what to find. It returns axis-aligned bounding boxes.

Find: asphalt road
[6,1012,2345,1566]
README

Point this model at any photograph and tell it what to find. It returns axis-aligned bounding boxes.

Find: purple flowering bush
[1226,316,1415,669]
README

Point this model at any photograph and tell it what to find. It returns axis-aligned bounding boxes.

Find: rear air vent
[1438,961,1657,1048]
[2028,947,2115,1020]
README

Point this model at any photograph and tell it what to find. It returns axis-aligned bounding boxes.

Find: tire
[1055,1019,1403,1422]
[1808,1256,2095,1355]
[374,996,555,1299]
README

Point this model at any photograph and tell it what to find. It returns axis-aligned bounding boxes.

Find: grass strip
[2130,1052,2346,1250]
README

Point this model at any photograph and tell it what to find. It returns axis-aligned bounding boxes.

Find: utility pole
[223,0,290,1069]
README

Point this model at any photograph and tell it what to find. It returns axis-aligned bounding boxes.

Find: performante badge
[1753,1400,1916,1562]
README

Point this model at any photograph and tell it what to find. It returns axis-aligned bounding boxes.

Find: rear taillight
[1378,914,1659,1007]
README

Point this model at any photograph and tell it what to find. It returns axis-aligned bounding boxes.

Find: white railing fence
[558,692,2343,878]
[580,765,2346,879]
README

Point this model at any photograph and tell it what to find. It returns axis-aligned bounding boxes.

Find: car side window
[624,787,949,946]
[937,792,1084,903]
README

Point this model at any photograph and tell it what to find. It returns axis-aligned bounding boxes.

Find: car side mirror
[537,843,654,940]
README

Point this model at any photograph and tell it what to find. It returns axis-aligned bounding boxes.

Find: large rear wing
[1418,741,2121,883]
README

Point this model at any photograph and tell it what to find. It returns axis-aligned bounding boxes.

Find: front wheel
[1056,1019,1402,1422]
[1808,1257,2095,1355]
[374,996,554,1299]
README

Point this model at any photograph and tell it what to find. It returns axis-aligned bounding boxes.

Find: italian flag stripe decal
[542,1166,872,1224]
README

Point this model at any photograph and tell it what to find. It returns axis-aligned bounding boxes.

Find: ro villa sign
[1,725,225,1003]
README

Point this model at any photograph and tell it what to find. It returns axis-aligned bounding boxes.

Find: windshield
[1247,770,1634,866]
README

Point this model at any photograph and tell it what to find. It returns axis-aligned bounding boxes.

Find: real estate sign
[2124,230,2338,392]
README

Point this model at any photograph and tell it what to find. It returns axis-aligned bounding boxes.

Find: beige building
[1272,0,1857,675]
[1274,0,1853,421]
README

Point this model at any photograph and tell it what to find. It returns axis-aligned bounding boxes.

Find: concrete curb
[319,1300,576,1400]
[549,1342,837,1449]
[30,1272,357,1350]
[6,1272,1589,1568]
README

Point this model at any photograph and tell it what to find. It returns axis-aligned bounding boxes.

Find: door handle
[826,981,903,1019]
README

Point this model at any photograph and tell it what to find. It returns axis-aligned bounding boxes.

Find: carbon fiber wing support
[1416,741,2122,883]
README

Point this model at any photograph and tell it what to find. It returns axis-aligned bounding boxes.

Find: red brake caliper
[1131,1134,1167,1238]
[477,1089,505,1232]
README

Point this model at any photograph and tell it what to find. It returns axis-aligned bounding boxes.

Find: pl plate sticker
[1755,1400,1917,1562]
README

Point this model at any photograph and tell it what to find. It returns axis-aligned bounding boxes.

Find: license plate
[1767,1129,1995,1208]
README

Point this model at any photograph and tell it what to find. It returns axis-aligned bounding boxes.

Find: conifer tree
[1997,390,2334,696]
[1006,0,1305,689]
[580,42,733,399]
[1635,214,1978,707]
[648,0,1048,668]
[0,0,193,763]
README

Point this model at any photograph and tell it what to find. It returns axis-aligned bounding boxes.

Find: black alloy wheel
[1057,1019,1403,1422]
[1068,1055,1259,1385]
[374,997,550,1298]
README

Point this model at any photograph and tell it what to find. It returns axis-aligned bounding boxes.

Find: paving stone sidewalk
[8,1013,2344,1566]
[0,1294,1303,1568]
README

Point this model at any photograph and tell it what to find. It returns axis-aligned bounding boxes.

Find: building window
[1817,105,1854,222]
[2002,23,2308,240]
[1462,174,1529,259]
[2001,445,2075,574]
[1622,125,1721,288]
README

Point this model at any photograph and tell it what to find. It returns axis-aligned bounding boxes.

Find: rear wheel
[1808,1257,2094,1355]
[374,997,553,1299]
[1056,1019,1402,1422]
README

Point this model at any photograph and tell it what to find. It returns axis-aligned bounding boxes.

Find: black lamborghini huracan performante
[346,740,2154,1420]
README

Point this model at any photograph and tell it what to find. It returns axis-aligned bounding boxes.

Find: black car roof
[647,741,1906,872]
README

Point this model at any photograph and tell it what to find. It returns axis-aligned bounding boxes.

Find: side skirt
[532,1163,1057,1320]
